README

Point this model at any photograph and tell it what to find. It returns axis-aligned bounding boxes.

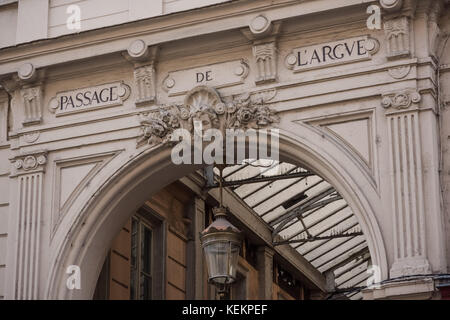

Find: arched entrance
[44,122,388,299]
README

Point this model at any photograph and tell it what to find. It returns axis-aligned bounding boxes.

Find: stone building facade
[0,0,449,300]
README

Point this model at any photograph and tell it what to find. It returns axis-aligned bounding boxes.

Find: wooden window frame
[132,206,166,300]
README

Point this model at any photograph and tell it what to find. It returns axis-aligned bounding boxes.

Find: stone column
[256,246,274,300]
[10,151,47,299]
[381,90,432,277]
[379,0,447,282]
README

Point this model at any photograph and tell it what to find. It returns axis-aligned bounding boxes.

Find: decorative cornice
[137,86,279,147]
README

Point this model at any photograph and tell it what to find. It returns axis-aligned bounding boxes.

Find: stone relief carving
[381,89,420,110]
[384,16,410,59]
[137,86,279,147]
[13,152,47,174]
[388,65,411,79]
[253,42,277,84]
[123,40,159,106]
[23,131,40,144]
[21,86,43,125]
[134,65,156,105]
[241,16,281,85]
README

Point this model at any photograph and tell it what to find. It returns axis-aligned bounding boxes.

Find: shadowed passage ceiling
[207,160,371,300]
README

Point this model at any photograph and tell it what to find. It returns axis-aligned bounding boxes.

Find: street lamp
[200,166,242,299]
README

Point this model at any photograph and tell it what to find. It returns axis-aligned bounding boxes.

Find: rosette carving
[381,90,421,110]
[12,152,47,175]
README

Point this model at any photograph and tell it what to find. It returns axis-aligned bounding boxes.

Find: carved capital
[381,89,421,110]
[137,86,279,147]
[12,151,47,176]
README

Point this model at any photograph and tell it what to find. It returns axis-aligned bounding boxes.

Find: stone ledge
[362,277,436,300]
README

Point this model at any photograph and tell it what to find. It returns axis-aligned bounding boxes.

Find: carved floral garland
[137,86,279,147]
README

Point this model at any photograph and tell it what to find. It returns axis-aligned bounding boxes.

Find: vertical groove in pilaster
[388,112,430,277]
[413,114,426,257]
[14,173,43,299]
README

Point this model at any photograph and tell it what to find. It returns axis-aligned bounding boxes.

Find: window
[93,205,165,300]
[130,217,154,300]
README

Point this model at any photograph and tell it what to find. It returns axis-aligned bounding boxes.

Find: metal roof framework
[207,161,372,300]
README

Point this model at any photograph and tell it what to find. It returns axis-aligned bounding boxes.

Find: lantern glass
[202,235,240,285]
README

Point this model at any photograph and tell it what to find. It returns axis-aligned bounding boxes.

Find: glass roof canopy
[213,160,372,300]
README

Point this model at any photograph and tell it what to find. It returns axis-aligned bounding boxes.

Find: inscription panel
[49,82,131,116]
[285,36,379,72]
[162,59,249,96]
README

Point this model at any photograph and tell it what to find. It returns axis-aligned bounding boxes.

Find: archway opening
[46,129,387,300]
